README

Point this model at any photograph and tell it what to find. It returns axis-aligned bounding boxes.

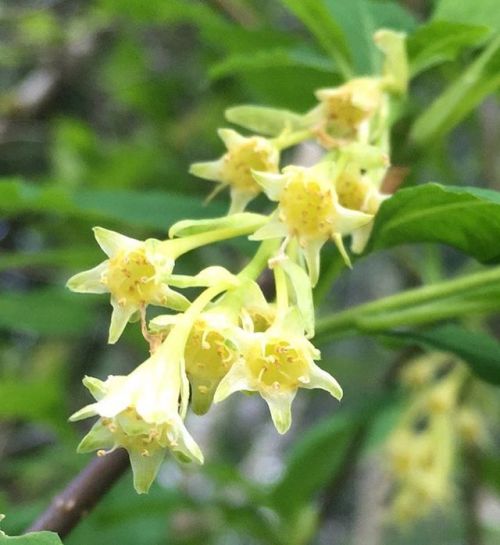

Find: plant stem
[238,239,280,281]
[316,266,500,337]
[170,217,267,257]
[273,264,289,322]
[26,449,129,538]
[356,298,500,331]
[273,129,314,150]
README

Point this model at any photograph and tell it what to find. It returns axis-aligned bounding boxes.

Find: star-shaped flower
[70,349,203,494]
[190,128,280,213]
[67,227,190,344]
[150,281,271,415]
[251,163,372,284]
[214,309,342,434]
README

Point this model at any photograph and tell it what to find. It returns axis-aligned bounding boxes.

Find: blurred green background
[1,1,500,544]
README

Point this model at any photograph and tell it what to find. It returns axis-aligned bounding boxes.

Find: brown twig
[25,449,129,538]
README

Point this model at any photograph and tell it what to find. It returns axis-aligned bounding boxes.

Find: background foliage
[1,0,500,544]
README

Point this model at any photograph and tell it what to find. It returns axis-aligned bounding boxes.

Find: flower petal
[69,402,100,422]
[158,286,191,311]
[332,233,352,268]
[213,360,254,403]
[228,188,255,214]
[350,223,373,254]
[218,127,246,150]
[66,261,109,294]
[108,300,137,344]
[261,390,296,434]
[129,446,166,494]
[93,227,141,258]
[250,211,288,241]
[76,420,115,453]
[252,170,285,201]
[82,375,108,401]
[335,205,373,235]
[302,238,326,287]
[170,415,204,465]
[189,159,224,182]
[307,364,343,400]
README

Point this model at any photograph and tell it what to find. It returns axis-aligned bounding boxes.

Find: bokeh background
[1,1,500,544]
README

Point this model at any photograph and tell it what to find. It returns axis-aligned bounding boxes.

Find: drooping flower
[151,281,270,415]
[189,128,280,213]
[66,227,190,343]
[70,351,203,494]
[214,309,342,434]
[251,163,372,284]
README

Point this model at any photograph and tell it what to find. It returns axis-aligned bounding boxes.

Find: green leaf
[210,47,335,80]
[225,105,308,136]
[410,34,500,145]
[433,0,500,34]
[279,0,352,78]
[0,179,225,230]
[364,183,500,263]
[480,455,500,494]
[324,0,379,75]
[270,411,356,517]
[0,288,96,336]
[324,0,415,75]
[0,379,61,422]
[0,248,100,272]
[408,21,490,76]
[384,325,500,386]
[269,395,392,517]
[0,531,63,544]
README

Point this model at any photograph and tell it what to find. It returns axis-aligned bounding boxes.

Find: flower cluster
[385,353,487,523]
[67,29,408,493]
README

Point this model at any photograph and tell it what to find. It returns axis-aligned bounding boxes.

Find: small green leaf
[384,325,500,386]
[225,105,308,136]
[270,411,356,516]
[433,0,500,34]
[279,0,352,78]
[270,396,392,517]
[0,380,61,422]
[0,531,63,544]
[210,47,335,80]
[0,179,225,230]
[364,183,500,263]
[408,21,490,76]
[410,34,500,145]
[0,288,96,336]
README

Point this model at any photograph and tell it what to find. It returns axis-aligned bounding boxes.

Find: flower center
[320,78,382,130]
[105,248,157,305]
[248,339,308,391]
[279,173,335,240]
[222,138,277,194]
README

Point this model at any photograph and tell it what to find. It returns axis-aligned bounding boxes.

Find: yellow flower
[214,310,342,434]
[66,227,189,343]
[334,162,389,254]
[70,350,203,494]
[313,77,384,138]
[189,128,280,213]
[151,280,270,415]
[252,163,372,284]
